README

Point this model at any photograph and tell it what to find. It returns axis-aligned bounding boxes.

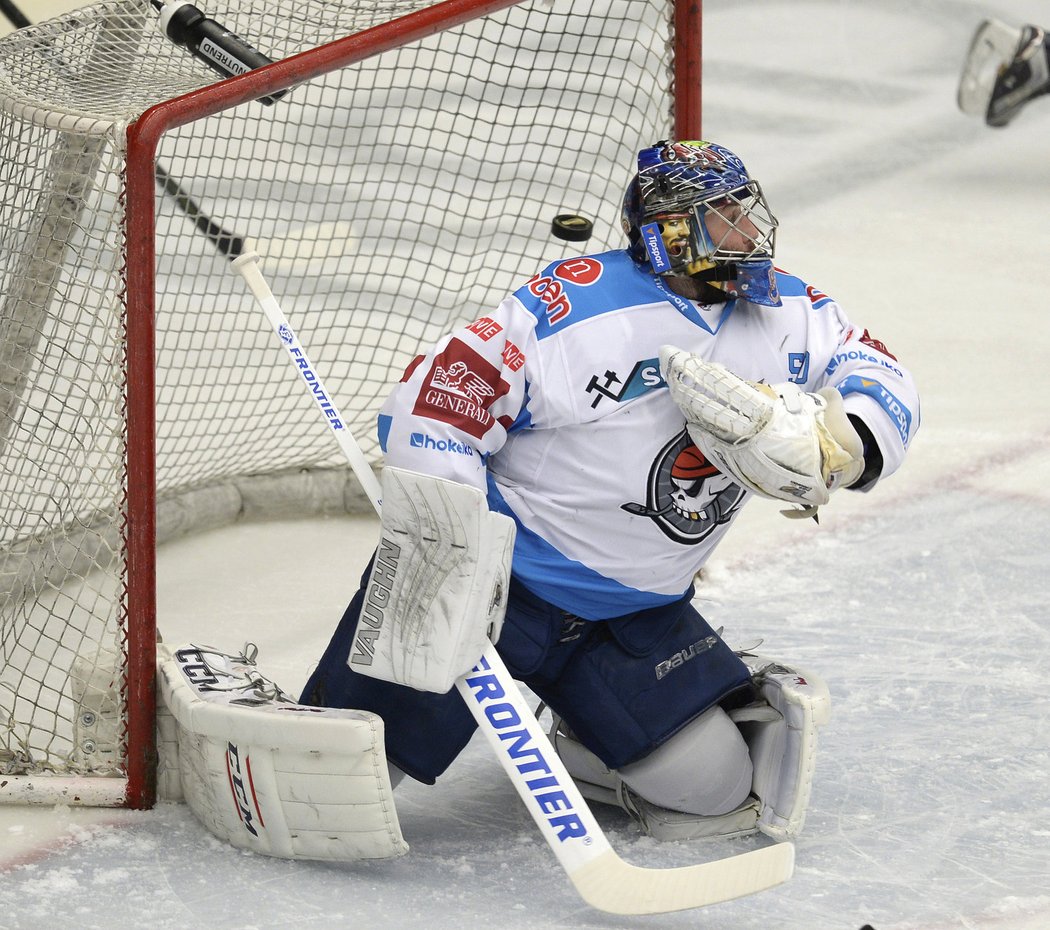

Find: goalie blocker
[349,465,515,694]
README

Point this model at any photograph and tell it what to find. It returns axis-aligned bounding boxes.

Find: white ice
[3,1,1050,928]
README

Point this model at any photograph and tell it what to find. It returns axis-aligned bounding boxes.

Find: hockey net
[0,0,699,807]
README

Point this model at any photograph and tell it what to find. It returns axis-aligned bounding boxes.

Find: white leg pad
[157,643,408,861]
[731,655,831,841]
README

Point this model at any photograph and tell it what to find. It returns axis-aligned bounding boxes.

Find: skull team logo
[621,431,746,544]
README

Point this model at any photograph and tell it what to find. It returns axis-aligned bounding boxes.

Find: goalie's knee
[549,705,759,842]
[618,705,753,816]
[549,653,831,843]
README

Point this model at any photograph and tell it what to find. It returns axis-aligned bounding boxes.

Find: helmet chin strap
[662,261,738,304]
[685,261,738,284]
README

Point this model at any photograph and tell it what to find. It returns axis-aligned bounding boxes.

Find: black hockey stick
[0,0,298,265]
[153,162,245,259]
[0,0,29,30]
[1,0,249,262]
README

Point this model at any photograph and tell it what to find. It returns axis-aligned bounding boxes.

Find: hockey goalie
[157,139,918,863]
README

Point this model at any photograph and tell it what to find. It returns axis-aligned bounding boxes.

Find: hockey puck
[551,213,593,242]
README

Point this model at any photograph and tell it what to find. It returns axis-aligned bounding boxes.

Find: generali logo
[412,338,510,439]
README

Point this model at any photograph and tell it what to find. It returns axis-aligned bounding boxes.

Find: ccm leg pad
[157,642,407,861]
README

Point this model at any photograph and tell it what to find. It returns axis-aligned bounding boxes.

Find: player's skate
[958,19,1050,126]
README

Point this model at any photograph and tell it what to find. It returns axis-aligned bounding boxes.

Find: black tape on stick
[154,0,286,105]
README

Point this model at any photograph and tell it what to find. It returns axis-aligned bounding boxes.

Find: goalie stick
[231,250,795,915]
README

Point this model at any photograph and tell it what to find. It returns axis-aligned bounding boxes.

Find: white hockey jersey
[377,250,919,621]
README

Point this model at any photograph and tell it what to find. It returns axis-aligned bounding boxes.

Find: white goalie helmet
[621,140,781,307]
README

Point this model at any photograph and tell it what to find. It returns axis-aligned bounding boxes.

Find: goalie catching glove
[659,345,864,513]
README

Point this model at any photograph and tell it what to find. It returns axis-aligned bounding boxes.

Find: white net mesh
[0,0,681,793]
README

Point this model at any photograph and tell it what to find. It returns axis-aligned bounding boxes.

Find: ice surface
[3,0,1050,928]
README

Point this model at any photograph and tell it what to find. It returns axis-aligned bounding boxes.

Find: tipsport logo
[838,375,913,444]
[640,222,673,273]
[585,358,665,409]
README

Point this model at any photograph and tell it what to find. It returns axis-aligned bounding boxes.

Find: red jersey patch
[412,339,510,439]
[502,340,525,372]
[553,257,603,286]
[400,354,426,383]
[466,317,503,341]
[859,329,897,361]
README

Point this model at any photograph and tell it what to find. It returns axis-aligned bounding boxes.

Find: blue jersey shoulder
[512,250,659,338]
[773,268,836,310]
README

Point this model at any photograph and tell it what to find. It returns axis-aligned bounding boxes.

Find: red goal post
[0,0,701,810]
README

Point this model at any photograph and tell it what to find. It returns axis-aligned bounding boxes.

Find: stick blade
[569,841,795,916]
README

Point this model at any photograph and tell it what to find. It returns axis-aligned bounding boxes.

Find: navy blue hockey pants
[300,553,754,784]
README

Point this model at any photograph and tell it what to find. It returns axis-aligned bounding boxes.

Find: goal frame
[13,0,702,811]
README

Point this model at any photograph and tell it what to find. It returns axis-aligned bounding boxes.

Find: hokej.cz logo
[825,348,903,379]
[410,432,474,456]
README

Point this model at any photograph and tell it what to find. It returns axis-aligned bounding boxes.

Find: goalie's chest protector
[483,253,834,621]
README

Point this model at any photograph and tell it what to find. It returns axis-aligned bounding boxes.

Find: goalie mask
[622,140,781,307]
